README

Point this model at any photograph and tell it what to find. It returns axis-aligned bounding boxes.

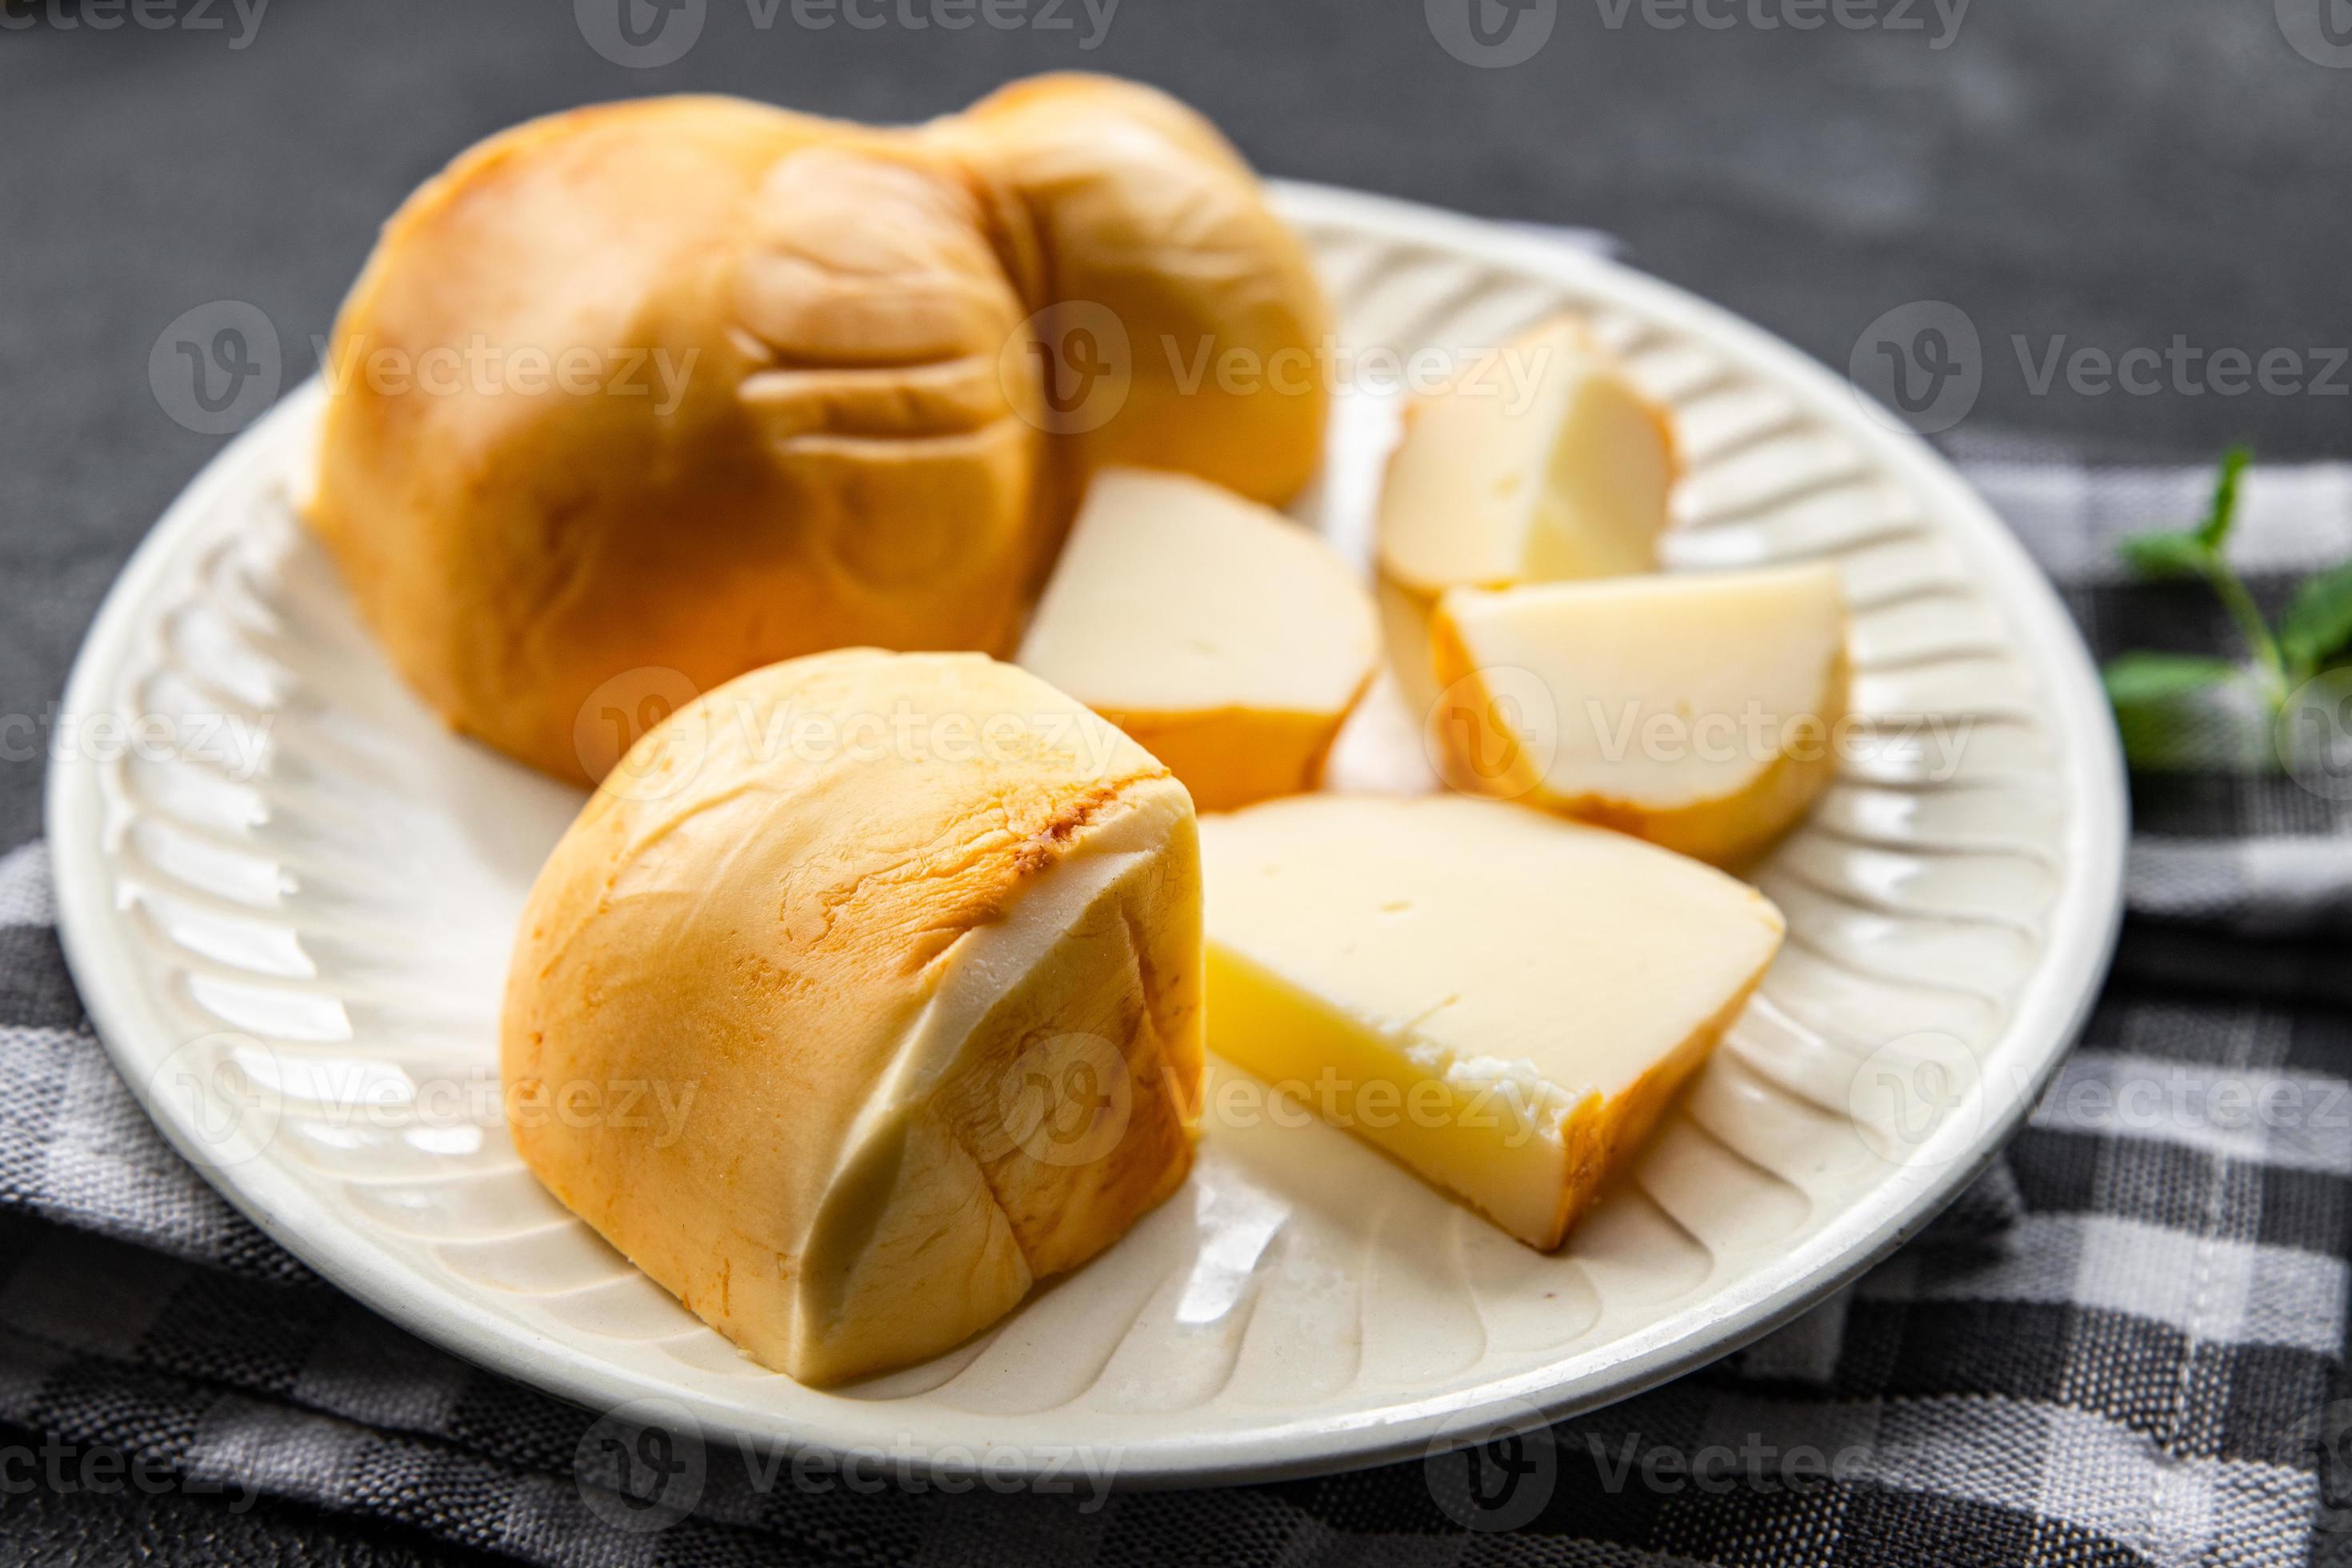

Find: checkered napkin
[5,447,2351,1567]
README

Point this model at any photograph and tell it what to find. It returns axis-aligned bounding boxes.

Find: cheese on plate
[1200,794,1784,1249]
[1019,467,1378,810]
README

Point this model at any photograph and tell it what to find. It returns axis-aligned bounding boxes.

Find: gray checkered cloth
[4,446,2350,1566]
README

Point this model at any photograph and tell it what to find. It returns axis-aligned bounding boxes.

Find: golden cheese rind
[310,77,1329,785]
[501,650,1205,1385]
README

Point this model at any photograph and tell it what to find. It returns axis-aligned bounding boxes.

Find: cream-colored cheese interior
[1199,794,1784,1247]
[1437,564,1847,810]
[1019,466,1377,714]
[1377,317,1672,594]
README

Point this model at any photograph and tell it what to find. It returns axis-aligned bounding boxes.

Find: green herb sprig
[2102,447,2352,771]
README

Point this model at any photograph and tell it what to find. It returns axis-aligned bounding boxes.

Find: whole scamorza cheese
[1377,316,1677,595]
[1017,468,1379,811]
[501,650,1204,1385]
[1200,794,1783,1250]
[310,77,1330,786]
[1430,563,1850,866]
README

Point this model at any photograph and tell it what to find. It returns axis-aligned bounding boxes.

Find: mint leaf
[2118,529,2212,580]
[2280,560,2352,682]
[2195,443,2251,550]
[2102,653,2271,773]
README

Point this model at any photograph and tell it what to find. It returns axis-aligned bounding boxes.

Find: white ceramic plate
[48,182,2126,1488]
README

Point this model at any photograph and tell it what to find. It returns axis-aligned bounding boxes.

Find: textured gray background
[0,3,2346,1556]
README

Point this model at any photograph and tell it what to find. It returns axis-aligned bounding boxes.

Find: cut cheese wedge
[502,650,1204,1385]
[1378,316,1677,595]
[1018,467,1379,810]
[1201,795,1784,1250]
[1431,564,1850,866]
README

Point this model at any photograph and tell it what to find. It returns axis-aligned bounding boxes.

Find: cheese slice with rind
[1200,794,1784,1250]
[1431,564,1850,866]
[1019,467,1378,810]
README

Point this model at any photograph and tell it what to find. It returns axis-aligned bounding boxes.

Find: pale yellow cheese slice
[1377,315,1677,595]
[1431,564,1850,866]
[1200,794,1784,1250]
[1018,467,1378,810]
